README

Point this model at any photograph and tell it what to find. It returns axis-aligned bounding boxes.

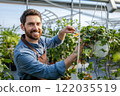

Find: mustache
[30,30,40,33]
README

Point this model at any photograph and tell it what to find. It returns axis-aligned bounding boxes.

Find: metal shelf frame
[0,0,120,29]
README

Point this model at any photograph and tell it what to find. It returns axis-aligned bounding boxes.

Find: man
[14,9,84,80]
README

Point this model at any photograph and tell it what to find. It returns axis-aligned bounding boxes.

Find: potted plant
[44,19,120,80]
[46,18,78,79]
[75,23,120,80]
[0,25,20,71]
[0,53,14,80]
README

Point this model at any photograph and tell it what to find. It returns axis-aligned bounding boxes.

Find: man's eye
[37,23,40,26]
[29,23,34,25]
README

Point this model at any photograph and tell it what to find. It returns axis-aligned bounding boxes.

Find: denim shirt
[14,34,65,80]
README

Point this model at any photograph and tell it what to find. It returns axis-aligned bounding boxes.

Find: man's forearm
[64,53,77,70]
[58,31,66,41]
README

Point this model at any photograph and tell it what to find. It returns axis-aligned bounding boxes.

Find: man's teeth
[33,32,39,33]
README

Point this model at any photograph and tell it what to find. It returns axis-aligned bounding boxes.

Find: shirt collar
[28,40,41,48]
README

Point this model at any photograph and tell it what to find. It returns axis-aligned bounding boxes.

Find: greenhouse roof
[0,0,120,11]
[0,0,120,27]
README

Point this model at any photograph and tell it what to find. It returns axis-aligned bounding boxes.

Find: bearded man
[14,9,84,80]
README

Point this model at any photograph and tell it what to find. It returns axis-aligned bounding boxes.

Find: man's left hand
[60,25,76,34]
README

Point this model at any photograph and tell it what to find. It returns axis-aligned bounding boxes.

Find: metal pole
[76,0,81,80]
[26,0,29,10]
[106,3,109,29]
[71,0,73,25]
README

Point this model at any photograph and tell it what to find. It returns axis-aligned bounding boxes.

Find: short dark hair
[20,9,42,25]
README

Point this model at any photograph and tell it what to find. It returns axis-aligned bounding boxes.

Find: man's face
[22,15,42,40]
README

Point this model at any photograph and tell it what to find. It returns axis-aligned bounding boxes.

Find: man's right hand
[74,42,85,57]
[64,42,85,69]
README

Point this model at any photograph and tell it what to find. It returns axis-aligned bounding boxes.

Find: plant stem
[94,58,98,79]
[105,60,108,77]
[107,51,111,79]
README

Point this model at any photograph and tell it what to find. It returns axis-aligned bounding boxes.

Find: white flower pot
[93,41,109,57]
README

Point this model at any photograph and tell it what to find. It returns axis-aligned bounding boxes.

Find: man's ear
[21,24,25,31]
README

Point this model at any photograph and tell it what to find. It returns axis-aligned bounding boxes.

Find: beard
[24,28,42,40]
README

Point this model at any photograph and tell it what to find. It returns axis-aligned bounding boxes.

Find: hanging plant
[45,18,120,80]
[74,24,120,80]
[46,18,78,80]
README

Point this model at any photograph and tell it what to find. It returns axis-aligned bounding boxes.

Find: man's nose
[33,25,41,30]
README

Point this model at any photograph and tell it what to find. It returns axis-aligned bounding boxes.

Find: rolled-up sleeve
[45,35,63,49]
[16,52,65,79]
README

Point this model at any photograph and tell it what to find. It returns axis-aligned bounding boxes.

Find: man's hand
[64,42,85,69]
[58,25,76,41]
[74,42,85,56]
[60,25,76,34]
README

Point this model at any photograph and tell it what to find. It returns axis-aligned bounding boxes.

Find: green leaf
[103,76,107,79]
[0,65,4,72]
[77,72,85,80]
[97,77,101,80]
[6,72,12,78]
[102,69,106,72]
[113,52,120,62]
[89,62,93,65]
[3,59,12,63]
[100,48,107,52]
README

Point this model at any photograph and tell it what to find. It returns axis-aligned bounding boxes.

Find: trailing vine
[45,19,120,80]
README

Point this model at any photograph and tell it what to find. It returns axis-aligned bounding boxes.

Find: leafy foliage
[77,24,120,80]
[0,58,14,80]
[45,19,120,80]
[46,18,78,79]
[0,25,20,64]
[0,25,20,79]
[46,19,78,62]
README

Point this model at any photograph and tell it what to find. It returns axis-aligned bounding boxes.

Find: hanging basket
[78,25,110,58]
[93,40,109,57]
